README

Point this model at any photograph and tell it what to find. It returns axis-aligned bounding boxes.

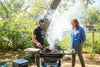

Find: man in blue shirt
[71,18,86,67]
[71,26,86,48]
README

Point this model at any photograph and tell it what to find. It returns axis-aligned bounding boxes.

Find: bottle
[71,49,75,53]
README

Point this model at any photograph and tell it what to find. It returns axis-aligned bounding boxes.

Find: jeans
[72,43,85,67]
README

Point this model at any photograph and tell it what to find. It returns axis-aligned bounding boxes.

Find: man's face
[71,22,76,28]
[39,22,44,28]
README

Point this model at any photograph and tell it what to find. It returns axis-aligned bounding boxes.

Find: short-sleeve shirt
[33,27,45,46]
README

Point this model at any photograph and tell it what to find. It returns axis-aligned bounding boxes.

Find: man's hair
[71,18,79,27]
[39,19,44,23]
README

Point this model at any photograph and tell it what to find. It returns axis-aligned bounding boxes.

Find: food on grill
[45,46,53,52]
[24,48,41,52]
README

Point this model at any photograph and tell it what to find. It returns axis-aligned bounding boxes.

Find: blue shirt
[71,26,86,48]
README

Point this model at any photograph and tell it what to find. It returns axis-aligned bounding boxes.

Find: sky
[94,0,100,6]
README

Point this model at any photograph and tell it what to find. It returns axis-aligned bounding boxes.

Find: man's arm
[32,35,39,44]
[81,28,86,44]
[32,35,42,48]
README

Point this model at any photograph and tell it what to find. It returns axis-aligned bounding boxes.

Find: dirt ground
[62,53,100,67]
[0,51,100,67]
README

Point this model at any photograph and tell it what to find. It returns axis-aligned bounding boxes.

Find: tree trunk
[12,39,15,50]
[92,31,94,53]
[43,0,61,33]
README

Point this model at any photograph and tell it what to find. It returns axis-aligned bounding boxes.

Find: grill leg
[58,59,62,67]
[35,54,41,67]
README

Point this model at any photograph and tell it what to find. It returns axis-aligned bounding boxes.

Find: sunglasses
[71,23,74,25]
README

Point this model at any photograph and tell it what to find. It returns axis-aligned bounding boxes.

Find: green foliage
[80,32,100,53]
[23,54,35,62]
[0,0,50,51]
[81,6,100,25]
[94,32,100,53]
[82,32,92,52]
[84,32,92,46]
[0,0,27,19]
[0,0,100,55]
[0,0,51,51]
[58,36,71,50]
[57,32,100,53]
[44,38,49,47]
[13,49,35,62]
[94,23,100,31]
[0,12,37,50]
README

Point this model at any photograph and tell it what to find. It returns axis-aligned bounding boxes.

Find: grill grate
[40,50,65,58]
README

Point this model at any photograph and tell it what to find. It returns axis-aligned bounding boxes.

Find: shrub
[0,15,37,51]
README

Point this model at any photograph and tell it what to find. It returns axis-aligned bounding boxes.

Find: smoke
[34,0,99,49]
[33,0,100,49]
[47,0,85,49]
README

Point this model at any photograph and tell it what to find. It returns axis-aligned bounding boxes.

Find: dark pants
[34,45,41,67]
[35,54,41,67]
[72,43,85,67]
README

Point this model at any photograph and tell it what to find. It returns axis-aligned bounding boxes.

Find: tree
[81,6,100,25]
[26,0,51,20]
[44,0,61,33]
[0,0,51,50]
[0,0,28,20]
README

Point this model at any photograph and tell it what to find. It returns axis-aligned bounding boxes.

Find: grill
[40,50,65,58]
[40,50,66,67]
[24,48,73,67]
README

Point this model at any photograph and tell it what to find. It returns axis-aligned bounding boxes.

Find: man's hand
[36,43,42,48]
[82,42,85,45]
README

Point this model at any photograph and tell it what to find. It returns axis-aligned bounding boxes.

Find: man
[70,18,86,67]
[32,19,45,67]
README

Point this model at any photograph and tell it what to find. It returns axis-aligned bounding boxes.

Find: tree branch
[0,1,9,18]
